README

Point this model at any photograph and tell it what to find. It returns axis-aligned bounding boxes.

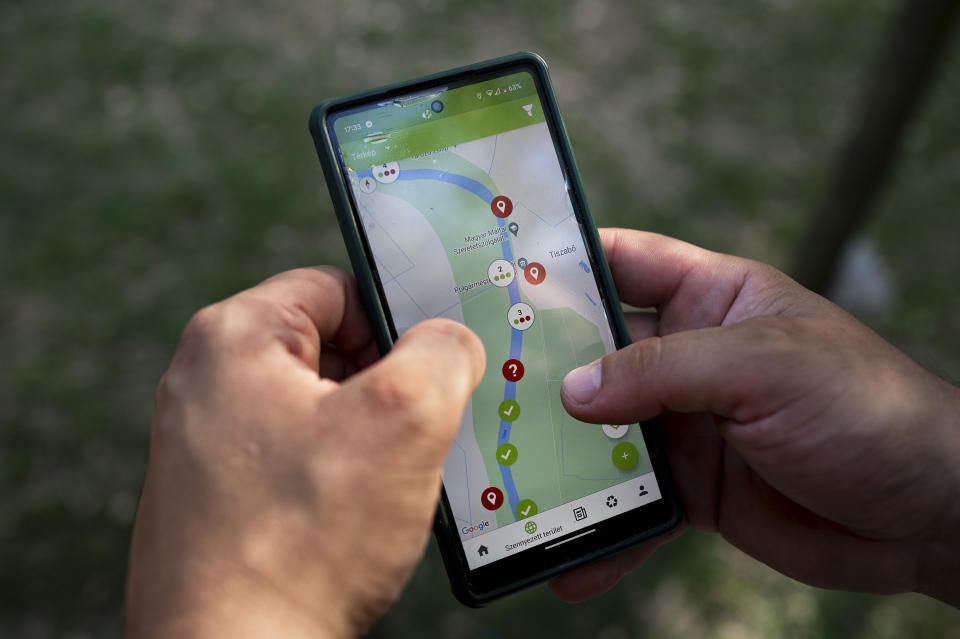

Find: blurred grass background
[2,0,960,637]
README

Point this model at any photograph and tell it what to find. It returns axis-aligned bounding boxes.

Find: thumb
[560,318,802,426]
[329,318,486,461]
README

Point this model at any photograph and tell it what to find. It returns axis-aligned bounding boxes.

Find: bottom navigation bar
[462,473,661,569]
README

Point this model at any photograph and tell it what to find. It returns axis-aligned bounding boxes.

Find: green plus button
[612,441,639,471]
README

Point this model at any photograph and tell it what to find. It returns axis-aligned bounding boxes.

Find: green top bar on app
[333,71,545,171]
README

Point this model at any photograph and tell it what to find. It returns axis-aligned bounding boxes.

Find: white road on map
[355,181,494,531]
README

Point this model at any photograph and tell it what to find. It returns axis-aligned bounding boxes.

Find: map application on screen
[331,71,662,568]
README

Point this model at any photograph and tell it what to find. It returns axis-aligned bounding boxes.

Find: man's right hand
[552,228,960,607]
[126,267,486,639]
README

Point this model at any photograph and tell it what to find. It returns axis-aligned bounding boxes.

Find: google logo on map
[461,521,491,535]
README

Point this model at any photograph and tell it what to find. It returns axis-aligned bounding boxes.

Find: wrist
[917,538,960,607]
[915,381,960,607]
[125,476,355,639]
[126,555,353,639]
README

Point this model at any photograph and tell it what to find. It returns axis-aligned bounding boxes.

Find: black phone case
[309,51,682,606]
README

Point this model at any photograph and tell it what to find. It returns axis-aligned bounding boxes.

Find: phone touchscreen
[329,69,662,569]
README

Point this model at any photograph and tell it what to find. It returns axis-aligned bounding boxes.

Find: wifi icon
[485,89,493,97]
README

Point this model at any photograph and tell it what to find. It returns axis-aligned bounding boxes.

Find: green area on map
[367,146,652,528]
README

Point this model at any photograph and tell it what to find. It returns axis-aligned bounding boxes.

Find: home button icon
[477,545,489,557]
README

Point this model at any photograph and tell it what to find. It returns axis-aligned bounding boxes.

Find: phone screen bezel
[318,54,681,605]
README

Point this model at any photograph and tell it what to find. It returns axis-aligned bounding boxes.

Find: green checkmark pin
[496,443,518,466]
[515,499,538,519]
[612,441,639,471]
[498,399,520,422]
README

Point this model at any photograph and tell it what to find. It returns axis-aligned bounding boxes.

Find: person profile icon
[638,485,648,497]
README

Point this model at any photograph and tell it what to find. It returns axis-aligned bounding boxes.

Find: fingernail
[562,361,601,404]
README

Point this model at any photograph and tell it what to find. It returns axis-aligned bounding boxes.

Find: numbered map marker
[496,443,518,466]
[508,222,519,236]
[524,261,546,285]
[498,399,520,422]
[491,195,513,218]
[502,358,524,382]
[507,302,535,331]
[371,161,399,184]
[481,487,504,510]
[602,424,629,439]
[487,259,515,287]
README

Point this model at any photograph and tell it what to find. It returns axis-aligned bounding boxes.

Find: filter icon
[522,104,533,117]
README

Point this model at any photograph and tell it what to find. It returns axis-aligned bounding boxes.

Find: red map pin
[481,487,504,510]
[524,261,546,285]
[502,359,524,382]
[491,195,513,218]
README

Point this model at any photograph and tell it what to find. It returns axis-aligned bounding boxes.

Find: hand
[125,267,485,638]
[551,229,960,606]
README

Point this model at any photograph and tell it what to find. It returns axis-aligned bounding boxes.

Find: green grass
[2,0,959,636]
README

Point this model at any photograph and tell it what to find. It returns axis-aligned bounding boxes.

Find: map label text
[548,245,576,258]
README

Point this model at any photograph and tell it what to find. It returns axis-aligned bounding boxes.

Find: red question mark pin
[502,359,524,382]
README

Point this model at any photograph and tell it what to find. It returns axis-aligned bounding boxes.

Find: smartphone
[309,52,681,606]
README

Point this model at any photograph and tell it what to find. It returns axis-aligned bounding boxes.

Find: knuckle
[270,300,319,359]
[363,366,458,449]
[154,370,172,407]
[150,372,183,444]
[163,303,233,399]
[736,257,785,289]
[624,336,664,377]
[406,318,485,377]
[179,305,223,352]
[181,296,272,352]
[738,316,808,365]
[743,314,790,340]
[433,319,484,361]
[415,318,471,347]
[367,372,426,416]
[743,258,784,282]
